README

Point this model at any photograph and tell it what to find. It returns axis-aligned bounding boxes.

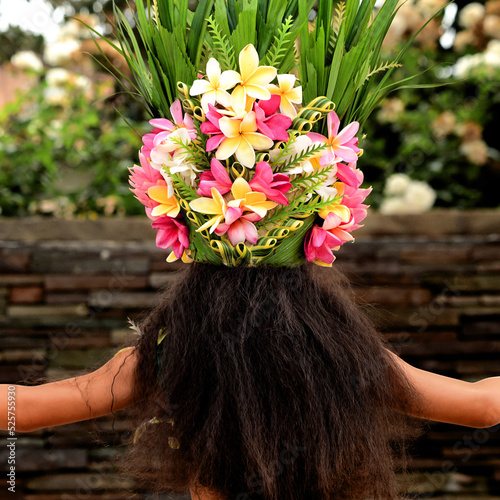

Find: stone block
[400,246,472,264]
[473,244,500,261]
[45,275,148,291]
[25,472,135,491]
[0,448,87,471]
[0,274,44,285]
[354,286,431,306]
[450,275,500,292]
[44,292,90,304]
[7,304,88,319]
[149,271,180,289]
[462,317,500,338]
[9,286,43,304]
[49,348,114,370]
[88,291,158,309]
[0,248,30,273]
[0,348,46,363]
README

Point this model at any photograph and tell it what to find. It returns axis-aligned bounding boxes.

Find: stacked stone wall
[0,211,499,499]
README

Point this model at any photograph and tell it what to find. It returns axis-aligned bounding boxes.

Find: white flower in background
[11,51,43,72]
[43,87,67,106]
[460,140,489,165]
[46,68,71,87]
[484,40,500,68]
[380,175,436,214]
[486,40,500,57]
[458,2,485,28]
[44,39,81,66]
[59,16,98,40]
[453,54,483,77]
[384,173,412,196]
[403,180,437,212]
[74,75,92,90]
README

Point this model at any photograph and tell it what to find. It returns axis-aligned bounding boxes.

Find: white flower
[165,150,203,187]
[75,75,92,90]
[379,197,412,215]
[11,51,43,72]
[486,40,500,57]
[384,173,411,196]
[458,3,485,28]
[453,54,483,78]
[271,135,322,176]
[44,87,67,106]
[44,39,81,66]
[403,180,436,212]
[46,68,71,87]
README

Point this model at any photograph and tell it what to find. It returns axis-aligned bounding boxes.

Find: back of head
[122,263,422,500]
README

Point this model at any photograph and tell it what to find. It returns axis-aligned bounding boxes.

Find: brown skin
[1,346,498,433]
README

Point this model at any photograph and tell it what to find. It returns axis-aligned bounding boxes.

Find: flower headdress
[96,0,442,267]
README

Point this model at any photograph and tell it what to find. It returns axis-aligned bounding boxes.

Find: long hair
[119,262,424,499]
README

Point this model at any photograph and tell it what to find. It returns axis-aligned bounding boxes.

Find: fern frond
[169,136,210,171]
[269,135,299,168]
[171,173,199,202]
[206,14,236,71]
[278,143,327,172]
[331,2,346,42]
[365,60,403,81]
[263,15,295,70]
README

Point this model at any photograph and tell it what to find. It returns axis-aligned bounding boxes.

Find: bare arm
[387,349,500,428]
[1,346,138,433]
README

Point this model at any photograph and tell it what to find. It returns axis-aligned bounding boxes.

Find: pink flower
[248,161,291,205]
[197,158,232,197]
[201,104,225,152]
[341,183,372,231]
[254,95,291,141]
[215,210,260,246]
[128,152,164,208]
[151,216,189,258]
[308,110,361,165]
[141,99,196,159]
[336,161,364,189]
[304,213,355,266]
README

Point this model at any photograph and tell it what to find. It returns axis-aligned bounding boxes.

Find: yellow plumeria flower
[228,177,277,218]
[318,184,350,221]
[189,187,227,233]
[217,111,274,168]
[189,58,241,113]
[148,185,180,218]
[231,44,277,116]
[268,74,302,119]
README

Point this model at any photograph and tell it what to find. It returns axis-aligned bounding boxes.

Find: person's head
[120,262,423,500]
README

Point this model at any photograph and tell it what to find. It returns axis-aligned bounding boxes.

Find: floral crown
[95,0,441,267]
[129,44,370,267]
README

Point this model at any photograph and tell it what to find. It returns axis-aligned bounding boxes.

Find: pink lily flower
[197,158,232,197]
[128,151,164,208]
[336,161,364,189]
[200,104,225,152]
[142,99,196,159]
[254,95,291,141]
[308,110,361,165]
[151,216,190,258]
[248,161,291,205]
[341,183,372,231]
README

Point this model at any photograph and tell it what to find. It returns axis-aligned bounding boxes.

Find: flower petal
[277,74,296,93]
[219,70,242,90]
[234,137,256,168]
[206,58,221,86]
[239,44,259,82]
[327,110,340,137]
[227,220,246,246]
[245,132,274,150]
[219,117,241,138]
[279,96,297,119]
[231,177,252,200]
[247,66,277,86]
[189,197,221,214]
[190,79,214,96]
[216,137,241,160]
[245,84,271,101]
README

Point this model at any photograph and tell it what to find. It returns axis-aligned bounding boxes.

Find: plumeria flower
[217,111,274,168]
[248,161,291,205]
[268,74,302,119]
[231,44,277,116]
[215,211,259,246]
[317,184,351,223]
[189,58,241,113]
[273,135,323,176]
[341,183,372,231]
[142,100,196,159]
[308,110,361,164]
[148,184,180,218]
[201,104,225,151]
[189,187,228,233]
[227,177,277,219]
[151,216,190,259]
[335,161,364,189]
[197,158,232,197]
[128,151,164,208]
[254,95,291,141]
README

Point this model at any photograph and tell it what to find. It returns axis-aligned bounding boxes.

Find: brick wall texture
[0,211,499,500]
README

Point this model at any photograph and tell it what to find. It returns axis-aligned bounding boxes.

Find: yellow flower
[216,111,274,168]
[268,74,302,119]
[231,44,277,115]
[189,58,241,112]
[228,177,277,218]
[189,187,227,233]
[148,185,180,218]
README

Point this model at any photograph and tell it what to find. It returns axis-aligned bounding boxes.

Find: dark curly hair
[119,262,424,499]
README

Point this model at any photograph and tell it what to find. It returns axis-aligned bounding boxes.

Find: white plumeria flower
[275,135,321,175]
[165,150,203,187]
[315,169,338,201]
[268,74,302,118]
[189,58,241,113]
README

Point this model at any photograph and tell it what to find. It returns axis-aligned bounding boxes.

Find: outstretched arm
[387,349,500,428]
[1,346,138,433]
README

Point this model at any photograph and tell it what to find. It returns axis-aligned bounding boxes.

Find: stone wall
[0,211,500,499]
